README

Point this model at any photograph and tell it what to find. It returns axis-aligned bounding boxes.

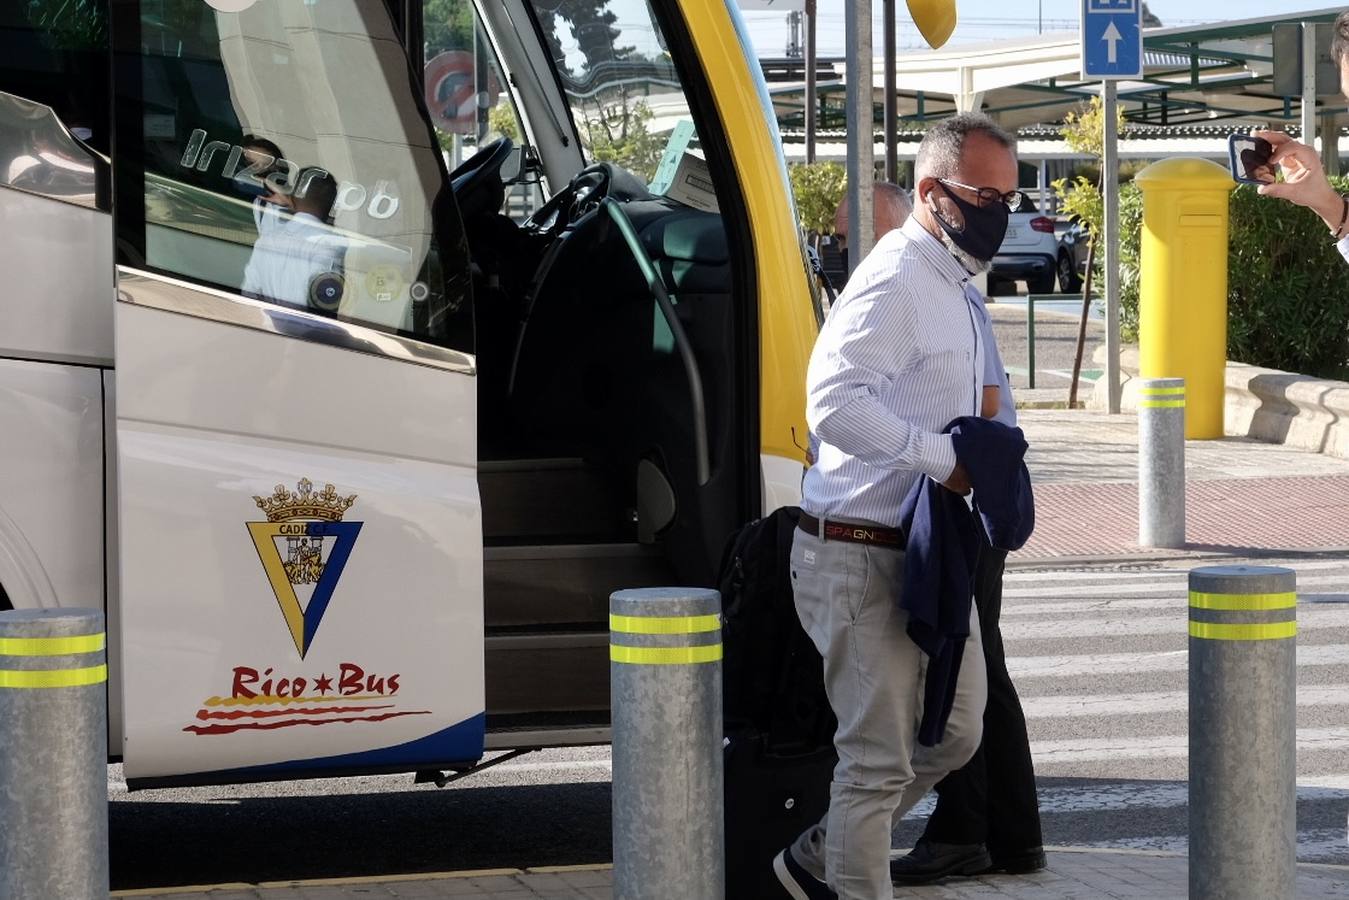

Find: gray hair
[914,113,1017,183]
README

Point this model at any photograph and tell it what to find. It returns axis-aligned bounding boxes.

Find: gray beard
[936,227,992,275]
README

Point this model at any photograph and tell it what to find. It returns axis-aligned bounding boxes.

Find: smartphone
[1228,134,1276,185]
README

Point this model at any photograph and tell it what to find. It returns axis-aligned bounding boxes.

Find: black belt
[798,512,907,548]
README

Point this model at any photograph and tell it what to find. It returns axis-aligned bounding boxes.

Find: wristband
[1334,196,1349,240]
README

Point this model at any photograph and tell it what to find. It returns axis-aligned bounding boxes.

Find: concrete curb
[111,865,616,897]
[1089,345,1349,460]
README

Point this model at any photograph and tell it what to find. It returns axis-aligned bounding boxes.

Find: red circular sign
[424,50,498,135]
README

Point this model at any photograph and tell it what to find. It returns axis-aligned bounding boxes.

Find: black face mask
[929,186,1009,263]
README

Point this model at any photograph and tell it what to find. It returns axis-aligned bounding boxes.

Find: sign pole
[845,0,875,270]
[1302,22,1318,148]
[1104,79,1121,414]
[883,0,898,184]
[805,0,817,164]
[1082,0,1139,415]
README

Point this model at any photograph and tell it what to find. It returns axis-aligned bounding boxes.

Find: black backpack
[719,506,838,898]
[719,505,836,748]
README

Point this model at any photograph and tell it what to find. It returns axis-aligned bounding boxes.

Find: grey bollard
[1138,377,1186,548]
[0,608,109,900]
[1189,566,1296,900]
[610,587,724,900]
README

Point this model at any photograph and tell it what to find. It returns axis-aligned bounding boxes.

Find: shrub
[788,161,847,236]
[1226,178,1349,377]
[1115,177,1349,378]
[1118,183,1143,341]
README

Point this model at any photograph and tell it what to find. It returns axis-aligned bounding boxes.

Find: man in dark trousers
[890,288,1045,884]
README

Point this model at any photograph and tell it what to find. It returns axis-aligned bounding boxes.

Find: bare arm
[981,386,1000,419]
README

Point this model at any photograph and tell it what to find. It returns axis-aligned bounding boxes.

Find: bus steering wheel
[450,136,514,219]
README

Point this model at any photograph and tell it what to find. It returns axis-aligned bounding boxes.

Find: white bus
[0,0,819,787]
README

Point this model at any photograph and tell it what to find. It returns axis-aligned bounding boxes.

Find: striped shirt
[801,216,989,528]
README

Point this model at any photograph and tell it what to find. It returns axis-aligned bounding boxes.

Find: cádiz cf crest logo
[247,479,362,659]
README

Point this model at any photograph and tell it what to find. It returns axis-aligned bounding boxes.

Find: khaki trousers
[788,528,987,900]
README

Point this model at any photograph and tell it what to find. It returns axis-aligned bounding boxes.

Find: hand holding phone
[1248,130,1347,232]
[1229,134,1276,185]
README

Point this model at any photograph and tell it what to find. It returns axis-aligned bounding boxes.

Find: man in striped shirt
[773,114,1020,900]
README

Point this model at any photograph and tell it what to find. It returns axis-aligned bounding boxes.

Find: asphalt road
[110,555,1349,890]
[987,295,1106,397]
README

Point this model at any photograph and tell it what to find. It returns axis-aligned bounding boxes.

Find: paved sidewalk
[1019,409,1349,560]
[114,851,1349,899]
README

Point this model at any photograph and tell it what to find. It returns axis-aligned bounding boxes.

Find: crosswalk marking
[1003,559,1349,583]
[1028,727,1349,765]
[1001,606,1349,640]
[1006,642,1349,678]
[1021,685,1349,718]
[903,779,1348,819]
[1002,594,1349,617]
[1003,572,1349,599]
[989,556,1349,864]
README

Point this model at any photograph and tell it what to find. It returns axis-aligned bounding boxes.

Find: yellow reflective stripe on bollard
[1188,621,1296,641]
[610,644,723,665]
[0,633,105,657]
[0,664,108,688]
[1190,591,1296,611]
[609,613,721,635]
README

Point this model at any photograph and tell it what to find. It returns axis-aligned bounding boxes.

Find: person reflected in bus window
[241,165,347,313]
[235,135,288,237]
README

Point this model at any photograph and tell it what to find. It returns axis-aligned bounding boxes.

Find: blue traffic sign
[1082,0,1142,80]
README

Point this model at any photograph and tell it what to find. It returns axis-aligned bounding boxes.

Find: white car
[988,191,1059,295]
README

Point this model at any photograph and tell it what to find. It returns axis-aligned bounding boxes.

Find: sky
[739,1,1342,56]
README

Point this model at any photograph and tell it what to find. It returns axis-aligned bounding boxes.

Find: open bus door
[109,0,486,785]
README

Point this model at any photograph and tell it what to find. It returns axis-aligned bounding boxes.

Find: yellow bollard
[1134,158,1235,439]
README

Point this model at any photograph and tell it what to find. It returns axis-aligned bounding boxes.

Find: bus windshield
[523,0,697,183]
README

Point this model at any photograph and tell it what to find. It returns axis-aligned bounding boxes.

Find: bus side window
[0,1,111,156]
[113,0,474,355]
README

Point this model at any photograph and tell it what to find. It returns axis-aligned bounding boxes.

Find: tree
[533,0,631,77]
[582,96,661,181]
[25,0,107,49]
[1052,96,1126,241]
[422,0,476,57]
[1051,96,1126,404]
[489,104,520,142]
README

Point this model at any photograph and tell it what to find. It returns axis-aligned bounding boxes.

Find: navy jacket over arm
[899,417,1035,746]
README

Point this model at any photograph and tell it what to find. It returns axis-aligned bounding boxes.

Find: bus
[0,0,821,787]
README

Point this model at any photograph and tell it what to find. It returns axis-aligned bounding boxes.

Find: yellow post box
[1134,158,1235,439]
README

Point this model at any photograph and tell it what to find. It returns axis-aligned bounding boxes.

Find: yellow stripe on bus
[0,633,105,657]
[0,664,108,689]
[609,644,723,665]
[1189,591,1296,611]
[1188,621,1296,641]
[609,613,721,635]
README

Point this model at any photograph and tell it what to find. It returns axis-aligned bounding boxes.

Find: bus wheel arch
[0,503,59,610]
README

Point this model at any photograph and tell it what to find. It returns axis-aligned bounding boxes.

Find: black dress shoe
[984,846,1047,875]
[890,839,993,885]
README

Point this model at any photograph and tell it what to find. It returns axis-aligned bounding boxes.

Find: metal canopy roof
[766,8,1347,138]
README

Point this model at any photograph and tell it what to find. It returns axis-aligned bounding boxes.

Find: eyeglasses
[938,178,1022,212]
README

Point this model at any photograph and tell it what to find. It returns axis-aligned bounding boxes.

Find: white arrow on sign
[1102,20,1123,64]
